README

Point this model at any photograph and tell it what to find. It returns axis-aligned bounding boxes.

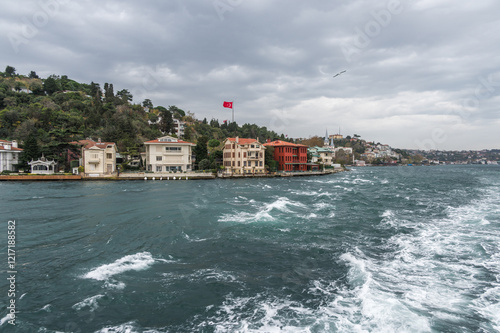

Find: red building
[263,140,308,171]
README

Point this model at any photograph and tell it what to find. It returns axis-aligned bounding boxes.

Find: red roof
[263,140,306,148]
[0,139,23,151]
[75,139,116,149]
[0,145,23,151]
[226,138,260,145]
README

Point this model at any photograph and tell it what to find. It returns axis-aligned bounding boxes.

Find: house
[222,137,266,175]
[0,140,23,172]
[308,146,334,166]
[79,139,118,177]
[144,135,194,173]
[263,140,307,172]
[172,119,185,138]
[28,155,57,174]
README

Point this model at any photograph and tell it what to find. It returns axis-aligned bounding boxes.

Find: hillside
[0,66,289,171]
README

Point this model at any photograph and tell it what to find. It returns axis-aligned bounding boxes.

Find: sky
[1,0,499,150]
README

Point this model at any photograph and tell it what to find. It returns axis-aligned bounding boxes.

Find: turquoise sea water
[1,165,499,332]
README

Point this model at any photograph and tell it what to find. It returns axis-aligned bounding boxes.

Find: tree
[264,146,277,172]
[193,136,208,169]
[208,139,220,150]
[19,133,40,169]
[43,77,58,95]
[28,71,39,79]
[198,158,210,170]
[5,66,16,77]
[142,99,153,109]
[158,106,174,134]
[104,83,114,103]
[116,89,132,104]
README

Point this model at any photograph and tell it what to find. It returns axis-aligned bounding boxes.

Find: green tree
[142,99,153,109]
[264,146,277,172]
[28,71,39,79]
[158,106,174,134]
[198,158,210,170]
[5,66,16,77]
[43,77,59,95]
[19,133,40,169]
[193,135,208,169]
[116,89,132,104]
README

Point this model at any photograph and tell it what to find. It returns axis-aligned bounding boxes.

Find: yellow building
[80,139,117,177]
[222,137,266,175]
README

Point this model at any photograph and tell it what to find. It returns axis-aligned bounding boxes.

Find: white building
[144,136,194,172]
[0,140,22,172]
[28,155,57,174]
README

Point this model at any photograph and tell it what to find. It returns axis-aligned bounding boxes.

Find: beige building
[0,139,22,172]
[80,139,118,177]
[222,137,266,175]
[144,136,194,173]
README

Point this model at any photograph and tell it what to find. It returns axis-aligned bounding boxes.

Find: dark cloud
[1,0,499,149]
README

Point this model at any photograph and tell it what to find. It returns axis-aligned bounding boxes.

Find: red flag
[223,101,233,108]
[223,120,227,124]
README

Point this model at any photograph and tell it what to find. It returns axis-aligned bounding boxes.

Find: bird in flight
[333,70,346,78]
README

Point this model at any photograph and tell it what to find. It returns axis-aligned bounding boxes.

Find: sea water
[0,165,499,332]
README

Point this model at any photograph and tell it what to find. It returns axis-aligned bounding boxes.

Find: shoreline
[0,170,341,181]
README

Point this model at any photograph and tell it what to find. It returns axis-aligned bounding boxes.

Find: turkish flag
[223,101,233,108]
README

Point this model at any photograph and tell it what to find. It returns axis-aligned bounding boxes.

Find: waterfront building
[144,135,195,173]
[79,139,118,177]
[0,139,22,172]
[28,155,57,174]
[308,146,334,166]
[264,140,308,172]
[222,137,266,175]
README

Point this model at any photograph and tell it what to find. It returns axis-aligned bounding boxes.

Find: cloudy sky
[2,0,499,150]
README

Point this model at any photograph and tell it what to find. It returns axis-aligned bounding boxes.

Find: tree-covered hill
[0,66,290,171]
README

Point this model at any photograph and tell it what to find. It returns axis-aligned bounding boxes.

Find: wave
[219,197,305,223]
[83,252,156,281]
[72,294,105,312]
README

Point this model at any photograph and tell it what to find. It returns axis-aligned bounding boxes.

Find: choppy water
[1,165,499,332]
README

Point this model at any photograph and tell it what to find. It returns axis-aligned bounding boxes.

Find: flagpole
[232,105,234,123]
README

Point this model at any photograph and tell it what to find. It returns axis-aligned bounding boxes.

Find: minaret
[324,129,329,147]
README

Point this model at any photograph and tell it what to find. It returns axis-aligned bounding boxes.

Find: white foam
[219,197,305,223]
[72,294,105,312]
[0,314,13,326]
[83,252,155,281]
[94,321,140,333]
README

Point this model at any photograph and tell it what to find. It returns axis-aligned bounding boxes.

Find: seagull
[333,70,346,78]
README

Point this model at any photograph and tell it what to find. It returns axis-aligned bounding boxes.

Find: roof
[145,137,194,145]
[263,140,306,148]
[75,139,116,150]
[226,138,260,145]
[0,139,23,151]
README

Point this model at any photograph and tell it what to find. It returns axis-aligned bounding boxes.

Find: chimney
[236,136,239,144]
[98,138,101,143]
[12,140,18,148]
[267,139,271,143]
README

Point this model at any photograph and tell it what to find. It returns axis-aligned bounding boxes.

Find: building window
[238,161,240,167]
[156,156,162,161]
[165,147,182,151]
[156,166,162,172]
[244,161,247,166]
